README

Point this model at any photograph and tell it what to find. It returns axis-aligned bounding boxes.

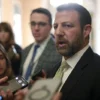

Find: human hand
[31,69,47,81]
[0,76,8,84]
[0,87,28,100]
[0,76,14,100]
[14,87,28,100]
[0,90,14,100]
[28,69,47,89]
[52,92,62,100]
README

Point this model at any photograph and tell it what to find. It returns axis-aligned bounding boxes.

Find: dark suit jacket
[20,37,62,76]
[11,43,22,76]
[48,47,100,100]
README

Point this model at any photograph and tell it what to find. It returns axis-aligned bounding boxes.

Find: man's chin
[35,39,42,43]
[57,49,73,57]
[57,49,66,55]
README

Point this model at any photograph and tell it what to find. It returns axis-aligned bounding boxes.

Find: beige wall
[1,0,23,46]
[1,0,13,25]
[21,0,42,48]
[1,0,42,48]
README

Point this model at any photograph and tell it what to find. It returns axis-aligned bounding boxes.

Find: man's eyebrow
[53,21,70,24]
[31,21,47,23]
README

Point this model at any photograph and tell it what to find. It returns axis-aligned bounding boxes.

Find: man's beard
[56,35,84,58]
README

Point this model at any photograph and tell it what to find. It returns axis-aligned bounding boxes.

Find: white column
[94,0,100,55]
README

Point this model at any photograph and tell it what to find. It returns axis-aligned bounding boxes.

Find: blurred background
[0,0,100,55]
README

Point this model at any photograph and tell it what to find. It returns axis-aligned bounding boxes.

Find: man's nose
[55,26,64,36]
[34,24,40,30]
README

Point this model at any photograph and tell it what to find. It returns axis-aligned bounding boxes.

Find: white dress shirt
[22,35,51,80]
[59,44,89,90]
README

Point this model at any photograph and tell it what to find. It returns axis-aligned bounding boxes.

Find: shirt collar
[34,34,51,49]
[62,44,89,69]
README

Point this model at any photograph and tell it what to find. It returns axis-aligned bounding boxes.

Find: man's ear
[83,24,91,38]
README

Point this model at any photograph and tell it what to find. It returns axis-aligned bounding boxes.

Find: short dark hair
[30,8,52,26]
[57,3,92,30]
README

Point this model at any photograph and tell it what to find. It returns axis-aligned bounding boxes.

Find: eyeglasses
[30,21,49,27]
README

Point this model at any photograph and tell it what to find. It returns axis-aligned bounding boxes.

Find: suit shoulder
[14,43,22,50]
[91,53,100,73]
[23,43,33,51]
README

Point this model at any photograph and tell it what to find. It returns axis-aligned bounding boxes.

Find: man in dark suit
[20,8,62,81]
[47,3,100,100]
[1,3,100,100]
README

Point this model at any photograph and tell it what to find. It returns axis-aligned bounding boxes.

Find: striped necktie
[54,60,69,79]
[25,44,40,80]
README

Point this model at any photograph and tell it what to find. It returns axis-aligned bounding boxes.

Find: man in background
[2,3,100,100]
[20,7,62,81]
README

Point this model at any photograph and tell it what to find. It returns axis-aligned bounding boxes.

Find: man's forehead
[30,13,49,22]
[56,10,79,16]
[54,10,79,22]
[31,13,48,18]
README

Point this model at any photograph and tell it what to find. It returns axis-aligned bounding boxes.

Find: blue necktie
[25,44,40,80]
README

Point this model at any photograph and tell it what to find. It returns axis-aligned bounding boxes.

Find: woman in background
[0,22,22,76]
[0,44,14,79]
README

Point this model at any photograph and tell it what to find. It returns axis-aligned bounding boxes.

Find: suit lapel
[20,43,33,74]
[23,44,33,63]
[61,47,93,99]
[34,38,54,71]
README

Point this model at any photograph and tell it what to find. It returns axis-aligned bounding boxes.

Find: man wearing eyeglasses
[20,8,62,81]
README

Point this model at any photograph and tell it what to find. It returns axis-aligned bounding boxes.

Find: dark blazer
[20,37,62,75]
[48,47,100,100]
[11,43,22,76]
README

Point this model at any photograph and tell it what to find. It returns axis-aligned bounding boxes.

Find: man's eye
[53,25,58,29]
[62,24,73,28]
[39,22,47,26]
[30,22,36,26]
